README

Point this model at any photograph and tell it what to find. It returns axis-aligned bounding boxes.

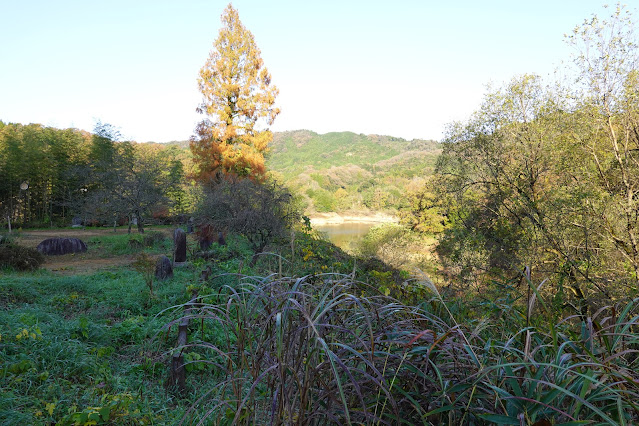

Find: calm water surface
[314,222,377,251]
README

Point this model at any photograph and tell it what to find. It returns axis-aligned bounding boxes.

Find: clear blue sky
[0,0,621,142]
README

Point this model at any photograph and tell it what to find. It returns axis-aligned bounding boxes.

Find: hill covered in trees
[160,130,441,214]
[268,130,440,213]
[0,124,438,230]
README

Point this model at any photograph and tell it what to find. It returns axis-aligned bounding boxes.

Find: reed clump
[174,272,639,425]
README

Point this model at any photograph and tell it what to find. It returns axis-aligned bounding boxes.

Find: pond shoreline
[308,212,398,227]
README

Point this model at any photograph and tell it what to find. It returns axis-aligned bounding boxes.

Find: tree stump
[155,255,173,280]
[173,228,187,263]
[37,238,87,255]
[168,317,189,394]
[199,238,212,251]
[166,295,200,394]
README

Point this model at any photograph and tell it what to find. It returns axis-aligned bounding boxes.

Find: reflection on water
[314,222,377,251]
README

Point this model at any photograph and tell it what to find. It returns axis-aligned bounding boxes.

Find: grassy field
[1,228,209,424]
[2,227,639,424]
[0,227,399,424]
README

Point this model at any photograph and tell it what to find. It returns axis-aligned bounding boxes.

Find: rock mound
[37,237,87,255]
[155,255,173,280]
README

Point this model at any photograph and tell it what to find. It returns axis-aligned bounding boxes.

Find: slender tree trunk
[250,242,267,266]
[137,211,144,233]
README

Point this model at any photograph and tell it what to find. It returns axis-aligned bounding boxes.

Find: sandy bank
[309,212,398,226]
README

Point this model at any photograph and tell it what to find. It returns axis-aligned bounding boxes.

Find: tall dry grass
[170,272,639,425]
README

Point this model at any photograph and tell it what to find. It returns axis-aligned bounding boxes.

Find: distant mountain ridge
[158,129,439,174]
[268,130,438,176]
[156,130,440,213]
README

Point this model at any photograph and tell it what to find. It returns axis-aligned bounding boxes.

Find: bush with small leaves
[0,243,44,271]
[132,252,156,296]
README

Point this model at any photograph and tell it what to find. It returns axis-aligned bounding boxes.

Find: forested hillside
[156,131,441,214]
[0,125,437,229]
[268,130,440,213]
[132,130,441,215]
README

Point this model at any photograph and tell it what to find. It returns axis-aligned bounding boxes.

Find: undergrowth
[2,228,639,424]
[0,233,44,271]
[172,271,639,425]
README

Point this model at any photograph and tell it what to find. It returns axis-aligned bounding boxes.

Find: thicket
[0,234,44,271]
[413,5,639,313]
[167,272,639,424]
[195,178,301,265]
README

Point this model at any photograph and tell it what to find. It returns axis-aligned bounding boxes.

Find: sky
[0,0,623,142]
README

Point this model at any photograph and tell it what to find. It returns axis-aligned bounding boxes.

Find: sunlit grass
[2,230,639,424]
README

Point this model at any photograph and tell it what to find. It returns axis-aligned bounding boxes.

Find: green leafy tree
[196,178,299,265]
[398,177,446,234]
[566,4,639,284]
[435,5,639,303]
[191,3,279,182]
[71,124,171,233]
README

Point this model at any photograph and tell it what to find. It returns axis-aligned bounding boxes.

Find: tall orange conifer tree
[191,4,279,182]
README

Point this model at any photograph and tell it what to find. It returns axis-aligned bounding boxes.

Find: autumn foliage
[191,4,279,182]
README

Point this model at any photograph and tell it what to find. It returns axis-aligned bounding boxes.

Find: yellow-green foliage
[132,252,156,296]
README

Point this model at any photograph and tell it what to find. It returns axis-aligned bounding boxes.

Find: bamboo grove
[0,121,191,230]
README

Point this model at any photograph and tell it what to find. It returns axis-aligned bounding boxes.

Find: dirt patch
[42,254,135,275]
[14,228,151,275]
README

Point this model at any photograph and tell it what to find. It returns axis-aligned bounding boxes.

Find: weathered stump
[37,238,87,255]
[168,316,189,394]
[173,228,187,263]
[166,295,200,394]
[199,238,212,251]
[155,255,173,280]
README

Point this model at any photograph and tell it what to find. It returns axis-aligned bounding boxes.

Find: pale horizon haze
[0,0,623,142]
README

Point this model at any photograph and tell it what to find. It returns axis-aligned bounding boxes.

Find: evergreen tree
[191,3,279,182]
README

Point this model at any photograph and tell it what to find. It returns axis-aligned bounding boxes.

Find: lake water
[314,222,377,251]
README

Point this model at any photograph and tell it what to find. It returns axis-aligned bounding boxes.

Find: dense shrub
[196,178,300,265]
[0,243,45,271]
[128,231,167,250]
[355,223,423,270]
[357,223,407,258]
[143,231,166,247]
